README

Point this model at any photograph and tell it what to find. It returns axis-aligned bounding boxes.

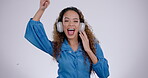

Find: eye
[74,21,78,22]
[64,20,69,22]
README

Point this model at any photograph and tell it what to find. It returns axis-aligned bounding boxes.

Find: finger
[79,32,85,41]
[42,0,48,6]
[79,32,83,39]
[43,0,47,6]
[45,0,50,4]
[80,31,88,42]
[82,31,88,39]
[45,0,50,6]
[45,2,49,7]
[80,32,88,44]
[40,0,45,6]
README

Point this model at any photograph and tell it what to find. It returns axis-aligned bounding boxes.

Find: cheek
[76,24,80,30]
[62,22,67,27]
[63,25,68,33]
[63,22,69,26]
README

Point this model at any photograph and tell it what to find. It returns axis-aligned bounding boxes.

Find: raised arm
[33,0,50,21]
[79,31,109,78]
[24,0,53,56]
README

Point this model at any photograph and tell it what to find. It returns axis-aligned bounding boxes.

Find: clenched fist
[39,0,50,10]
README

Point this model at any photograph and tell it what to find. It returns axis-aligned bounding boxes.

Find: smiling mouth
[67,28,75,35]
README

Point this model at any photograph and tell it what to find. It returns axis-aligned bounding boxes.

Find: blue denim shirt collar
[61,39,83,52]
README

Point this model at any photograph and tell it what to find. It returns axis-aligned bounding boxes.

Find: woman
[24,0,109,78]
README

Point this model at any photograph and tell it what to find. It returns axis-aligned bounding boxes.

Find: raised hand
[39,0,50,10]
[79,31,91,52]
[79,31,98,64]
[32,0,50,21]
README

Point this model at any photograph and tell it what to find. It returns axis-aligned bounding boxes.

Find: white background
[0,0,148,78]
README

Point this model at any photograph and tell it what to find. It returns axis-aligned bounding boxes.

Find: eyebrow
[64,17,79,20]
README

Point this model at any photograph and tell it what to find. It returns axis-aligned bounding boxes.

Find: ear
[79,23,85,32]
[56,22,63,32]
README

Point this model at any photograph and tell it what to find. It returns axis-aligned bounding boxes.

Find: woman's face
[62,10,80,40]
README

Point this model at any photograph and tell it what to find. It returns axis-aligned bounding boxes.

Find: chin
[66,33,78,40]
[66,35,76,40]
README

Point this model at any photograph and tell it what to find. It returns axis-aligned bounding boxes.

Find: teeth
[68,29,75,31]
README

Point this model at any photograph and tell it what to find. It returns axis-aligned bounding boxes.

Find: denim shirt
[24,18,109,78]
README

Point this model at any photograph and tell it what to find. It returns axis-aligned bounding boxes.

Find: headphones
[56,22,85,33]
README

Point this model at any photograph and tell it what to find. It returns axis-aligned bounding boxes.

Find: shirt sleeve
[24,18,53,56]
[92,43,110,78]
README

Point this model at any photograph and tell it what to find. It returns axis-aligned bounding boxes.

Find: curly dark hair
[52,7,99,70]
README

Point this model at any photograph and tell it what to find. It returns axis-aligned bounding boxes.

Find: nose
[69,21,74,26]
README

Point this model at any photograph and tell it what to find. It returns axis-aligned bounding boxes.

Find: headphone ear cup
[56,22,63,32]
[79,23,85,32]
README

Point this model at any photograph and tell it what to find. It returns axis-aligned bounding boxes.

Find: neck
[67,38,79,51]
[68,38,79,46]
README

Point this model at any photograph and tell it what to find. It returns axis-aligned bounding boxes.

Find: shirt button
[69,51,72,53]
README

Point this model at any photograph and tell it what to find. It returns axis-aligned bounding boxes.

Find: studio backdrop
[0,0,148,78]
